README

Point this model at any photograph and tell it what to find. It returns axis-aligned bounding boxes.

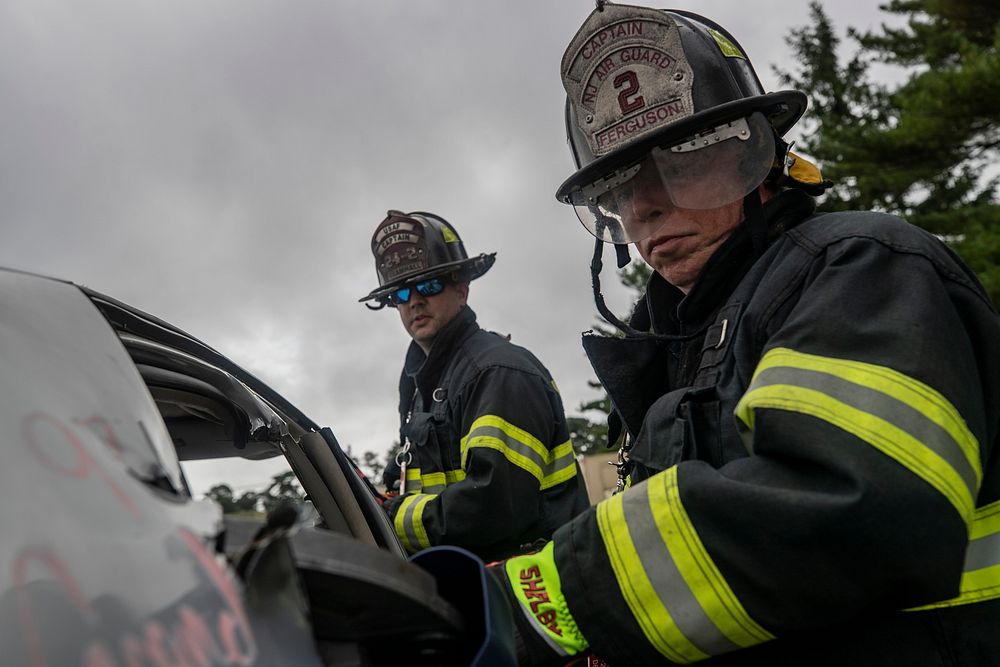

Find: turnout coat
[384,306,589,562]
[553,190,1000,664]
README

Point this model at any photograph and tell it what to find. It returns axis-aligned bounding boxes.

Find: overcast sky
[0,0,898,494]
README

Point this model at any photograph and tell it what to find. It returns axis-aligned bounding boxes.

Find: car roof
[79,285,322,434]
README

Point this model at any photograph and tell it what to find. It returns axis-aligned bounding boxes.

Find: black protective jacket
[384,306,589,562]
[553,191,1000,664]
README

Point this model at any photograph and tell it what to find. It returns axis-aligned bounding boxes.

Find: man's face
[625,160,746,293]
[396,281,469,353]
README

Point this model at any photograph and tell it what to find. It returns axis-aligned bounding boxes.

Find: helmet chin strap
[614,243,631,269]
[589,237,717,342]
[591,236,644,337]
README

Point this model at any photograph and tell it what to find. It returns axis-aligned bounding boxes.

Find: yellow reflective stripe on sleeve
[547,441,579,489]
[598,483,699,663]
[405,467,422,493]
[402,468,466,494]
[596,468,773,663]
[461,415,578,489]
[393,493,436,554]
[652,468,774,647]
[970,500,1000,540]
[735,348,980,522]
[909,500,1000,610]
[419,469,466,494]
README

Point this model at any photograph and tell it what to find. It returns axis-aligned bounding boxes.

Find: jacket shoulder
[461,329,551,379]
[789,210,938,252]
[785,210,983,290]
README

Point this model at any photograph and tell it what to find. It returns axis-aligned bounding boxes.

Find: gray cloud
[0,0,893,492]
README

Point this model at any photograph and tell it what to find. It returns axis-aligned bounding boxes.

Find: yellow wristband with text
[504,541,589,656]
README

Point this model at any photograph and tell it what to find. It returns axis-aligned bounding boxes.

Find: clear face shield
[568,113,776,244]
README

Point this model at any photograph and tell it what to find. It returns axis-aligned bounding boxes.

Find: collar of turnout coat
[400,306,479,408]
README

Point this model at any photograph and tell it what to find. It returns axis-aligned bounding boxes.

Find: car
[0,266,513,666]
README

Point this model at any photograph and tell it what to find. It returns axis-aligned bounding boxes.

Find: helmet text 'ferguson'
[595,99,687,151]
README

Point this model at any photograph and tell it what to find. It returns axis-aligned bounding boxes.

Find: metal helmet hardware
[359,210,496,308]
[557,3,808,243]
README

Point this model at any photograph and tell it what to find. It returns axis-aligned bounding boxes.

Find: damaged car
[0,266,513,666]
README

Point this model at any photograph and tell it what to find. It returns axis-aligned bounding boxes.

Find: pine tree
[776,1,1000,302]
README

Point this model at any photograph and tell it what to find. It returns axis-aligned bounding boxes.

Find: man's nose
[628,180,672,228]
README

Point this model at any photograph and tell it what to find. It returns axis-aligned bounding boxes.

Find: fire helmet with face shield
[557,2,808,244]
[359,210,495,308]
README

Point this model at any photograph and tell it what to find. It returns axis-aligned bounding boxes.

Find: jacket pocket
[402,411,435,448]
[628,386,724,472]
[403,411,460,474]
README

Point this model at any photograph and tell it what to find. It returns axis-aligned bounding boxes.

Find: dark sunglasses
[387,278,447,306]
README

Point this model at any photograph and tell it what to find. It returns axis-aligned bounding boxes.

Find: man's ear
[455,281,470,306]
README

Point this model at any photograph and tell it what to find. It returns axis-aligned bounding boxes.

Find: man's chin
[410,325,437,346]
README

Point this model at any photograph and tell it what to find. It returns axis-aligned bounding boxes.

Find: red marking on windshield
[23,412,141,519]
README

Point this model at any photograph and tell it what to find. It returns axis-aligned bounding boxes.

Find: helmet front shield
[568,113,775,243]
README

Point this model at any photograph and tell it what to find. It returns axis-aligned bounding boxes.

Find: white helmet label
[372,214,428,283]
[561,3,694,157]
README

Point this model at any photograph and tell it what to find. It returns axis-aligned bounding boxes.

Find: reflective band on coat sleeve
[405,467,422,493]
[596,468,773,663]
[735,348,980,522]
[393,493,436,554]
[461,415,578,489]
[418,469,466,495]
[910,500,1000,610]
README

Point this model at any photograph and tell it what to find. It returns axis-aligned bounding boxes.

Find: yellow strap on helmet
[769,148,832,195]
[787,151,824,186]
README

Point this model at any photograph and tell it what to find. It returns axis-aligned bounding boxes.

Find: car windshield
[0,271,185,494]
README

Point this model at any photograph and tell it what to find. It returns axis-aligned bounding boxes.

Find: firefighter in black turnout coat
[491,3,1000,664]
[361,211,589,562]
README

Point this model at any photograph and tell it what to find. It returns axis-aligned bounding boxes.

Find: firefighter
[492,3,1000,664]
[360,210,589,562]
